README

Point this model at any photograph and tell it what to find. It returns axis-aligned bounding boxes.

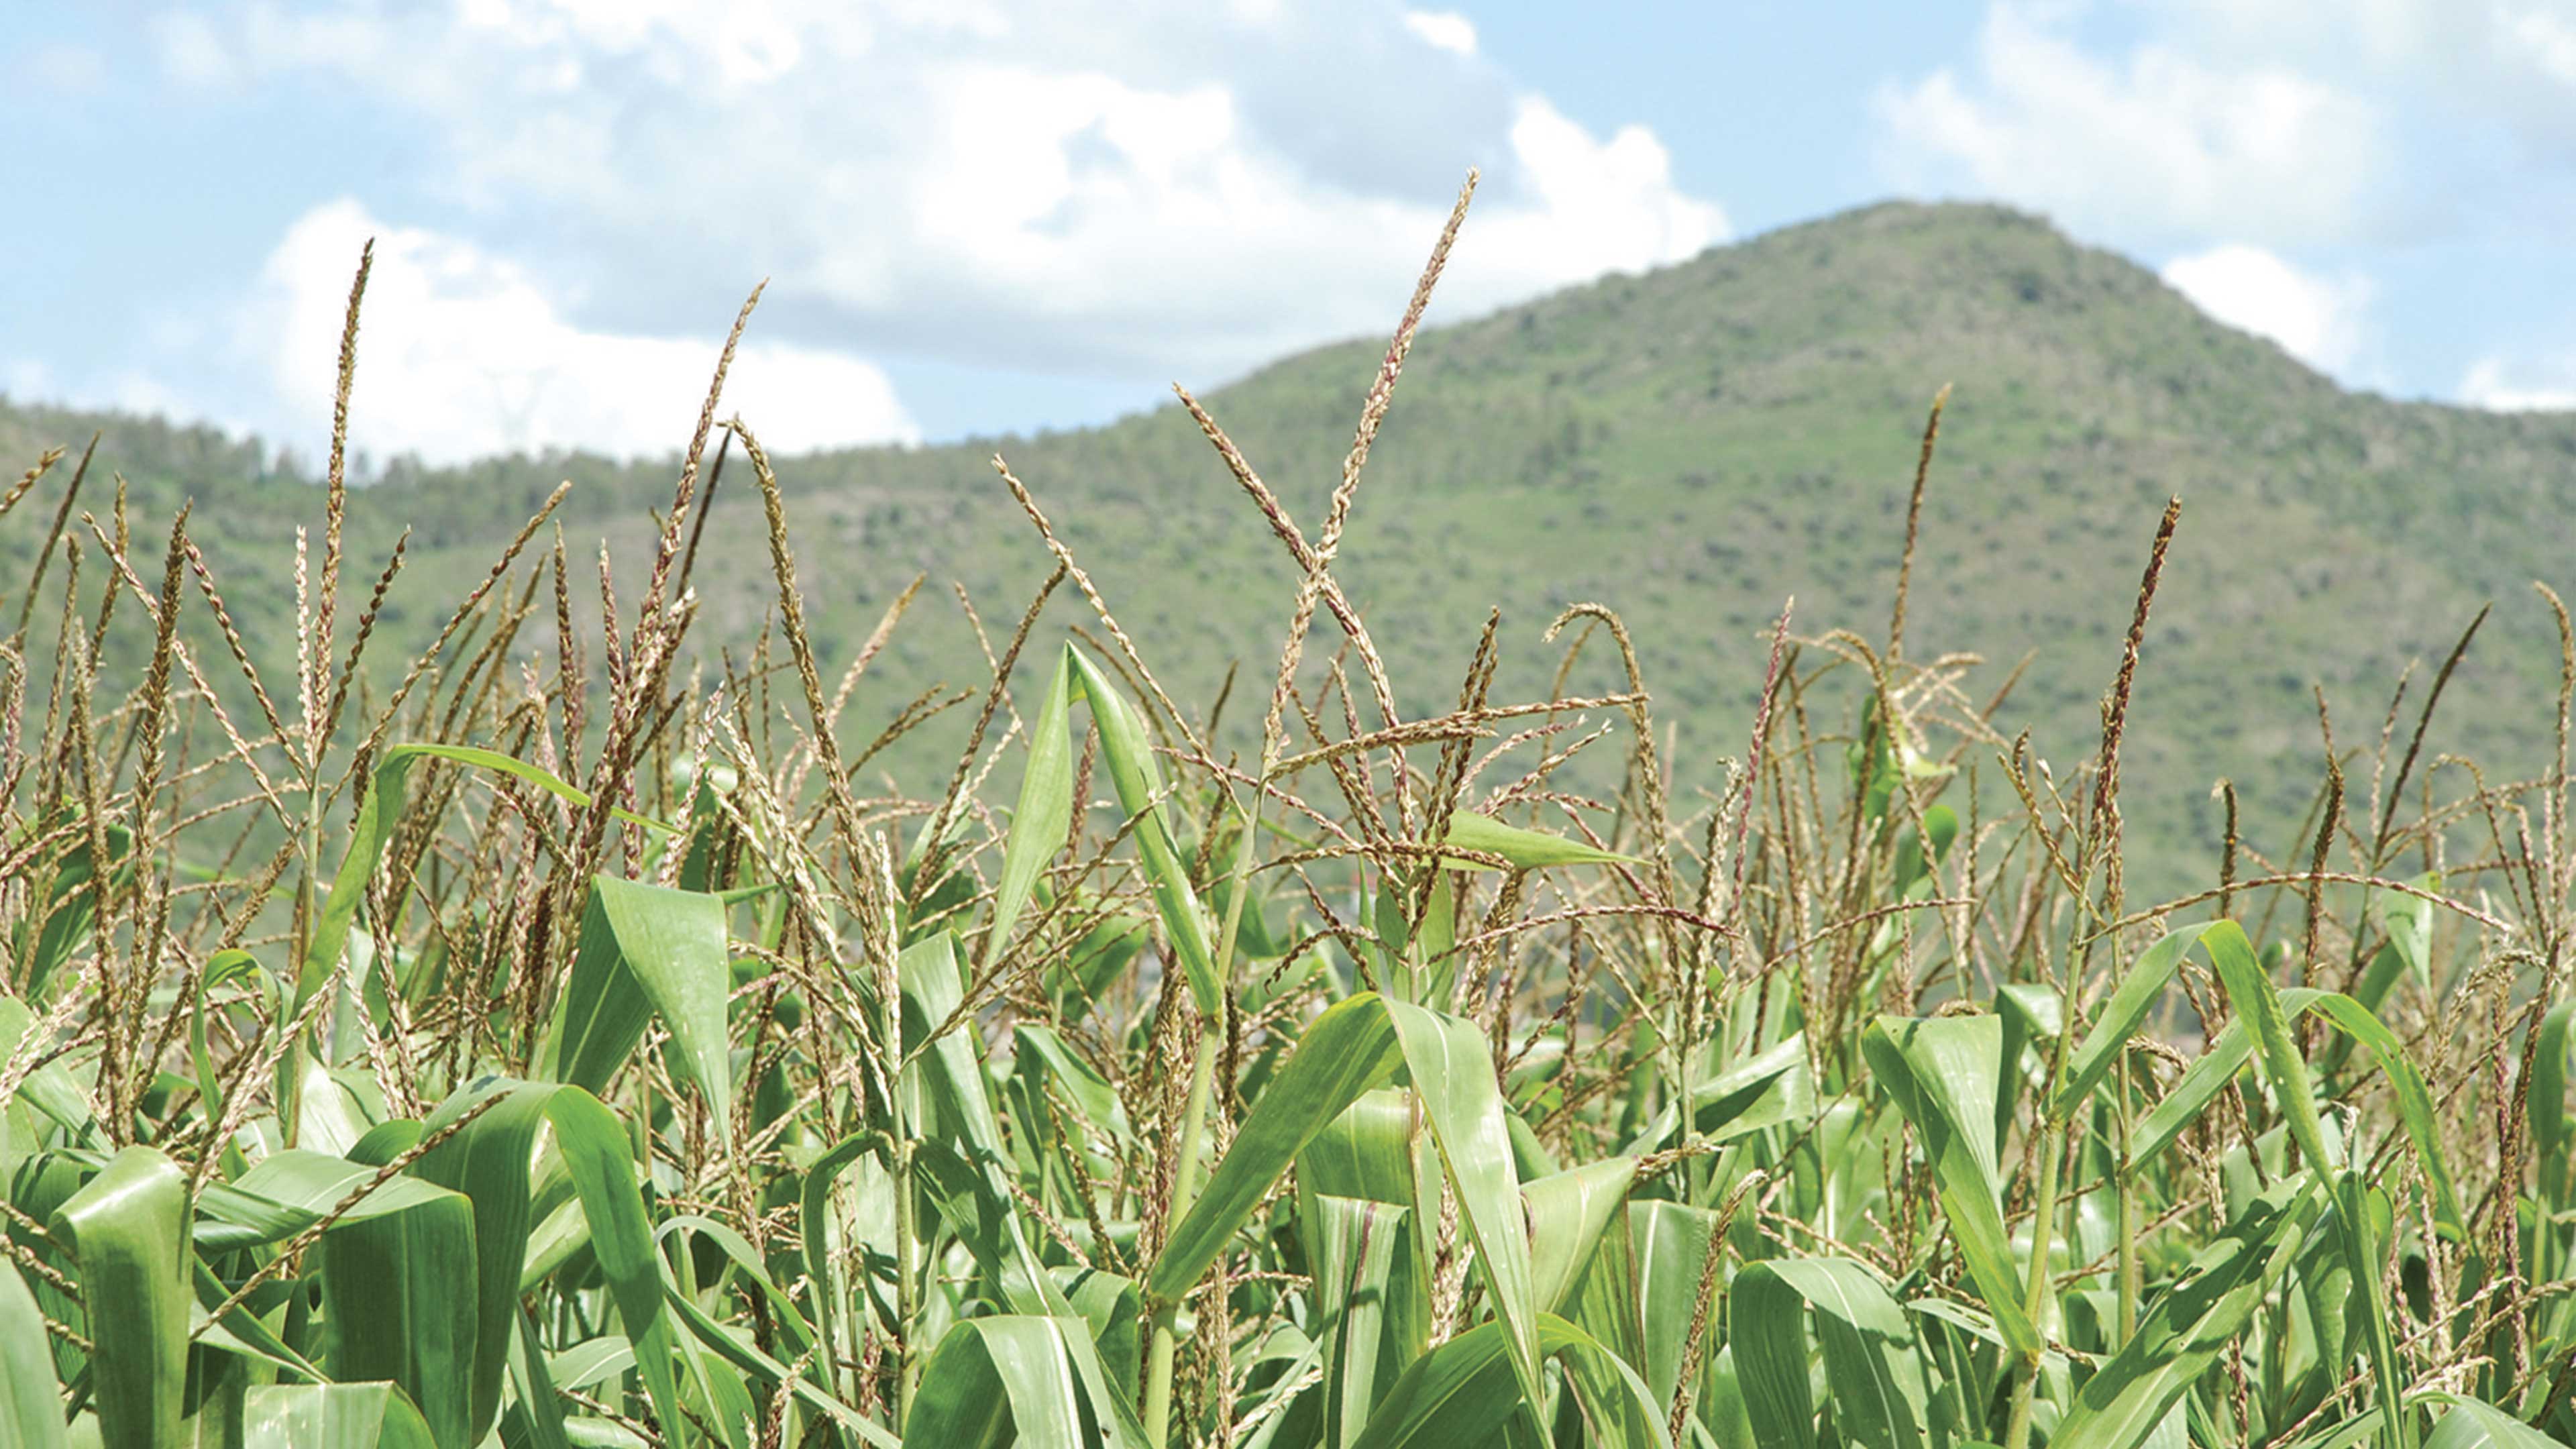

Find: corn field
[2,180,2573,1449]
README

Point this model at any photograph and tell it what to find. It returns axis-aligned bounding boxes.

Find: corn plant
[1,175,2572,1449]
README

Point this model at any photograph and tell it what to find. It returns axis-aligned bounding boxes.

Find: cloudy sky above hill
[7,1,2575,464]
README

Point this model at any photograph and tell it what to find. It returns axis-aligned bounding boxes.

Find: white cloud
[1403,9,1478,57]
[246,200,917,464]
[2,360,58,402]
[1876,3,2381,246]
[2158,0,2576,153]
[150,11,239,87]
[2159,244,2373,373]
[2460,358,2576,412]
[147,0,1725,390]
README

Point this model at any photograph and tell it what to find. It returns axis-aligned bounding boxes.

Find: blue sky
[6,1,2575,466]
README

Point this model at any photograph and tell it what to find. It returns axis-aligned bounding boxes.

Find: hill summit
[7,199,2571,895]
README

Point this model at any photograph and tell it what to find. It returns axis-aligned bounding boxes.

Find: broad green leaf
[2053,923,2215,1120]
[2202,922,2334,1174]
[657,1287,902,1448]
[986,651,1075,968]
[1863,1014,2037,1353]
[1892,805,1957,896]
[413,1081,686,1449]
[1628,1199,1720,1413]
[1523,1159,1637,1317]
[2131,987,2327,1175]
[0,997,91,1138]
[50,1146,189,1449]
[241,1383,438,1449]
[1147,993,1549,1432]
[2305,993,2464,1236]
[13,819,132,1002]
[1348,1314,1671,1449]
[1311,1195,1413,1449]
[1731,1265,1815,1449]
[1150,995,1405,1305]
[1065,645,1220,1014]
[1380,998,1544,1426]
[2202,923,2418,1448]
[1733,1257,1933,1449]
[1436,812,1634,871]
[1299,1089,1428,1208]
[2422,1397,2569,1448]
[548,875,734,1144]
[0,1255,68,1449]
[799,1129,890,1406]
[310,1174,478,1449]
[903,1315,1145,1449]
[2530,1000,2571,1205]
[301,745,671,1006]
[2380,879,2437,994]
[1620,1032,1810,1157]
[2054,1179,2325,1449]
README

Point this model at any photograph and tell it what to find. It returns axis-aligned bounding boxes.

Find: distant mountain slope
[10,200,2574,898]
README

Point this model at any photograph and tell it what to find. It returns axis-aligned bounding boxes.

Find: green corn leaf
[2202,923,2421,1449]
[2053,1178,2326,1449]
[1381,998,1545,1428]
[986,651,1075,969]
[799,1128,892,1406]
[1147,993,1549,1432]
[898,930,1089,1322]
[1150,995,1405,1305]
[1299,1089,1428,1208]
[1627,1199,1721,1414]
[2421,1396,2570,1448]
[413,1081,688,1449]
[225,1152,478,1449]
[49,1146,190,1449]
[1619,1032,1810,1156]
[1862,1014,2039,1354]
[2305,992,2465,1236]
[1436,812,1635,871]
[1731,1256,1933,1449]
[241,1383,439,1449]
[1065,645,1221,1014]
[2053,922,2216,1121]
[302,744,673,1008]
[657,1287,901,1448]
[2202,922,2334,1174]
[547,875,735,1145]
[503,1304,572,1449]
[0,1253,68,1449]
[1310,1196,1413,1449]
[904,1314,1147,1449]
[1523,1158,1638,1318]
[2529,1000,2571,1205]
[2131,987,2327,1175]
[0,996,92,1138]
[1347,1313,1671,1449]
[14,818,131,1002]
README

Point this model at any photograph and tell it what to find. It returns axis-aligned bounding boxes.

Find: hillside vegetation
[7,201,2573,900]
[1,184,2573,1447]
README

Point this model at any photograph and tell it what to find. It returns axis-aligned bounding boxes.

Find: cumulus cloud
[248,199,916,464]
[1875,3,2383,246]
[2157,0,2576,160]
[2460,358,2576,412]
[2159,244,2373,372]
[148,0,1726,390]
[1402,9,1479,57]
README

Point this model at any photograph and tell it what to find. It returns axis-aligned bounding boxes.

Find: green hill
[8,199,2573,899]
